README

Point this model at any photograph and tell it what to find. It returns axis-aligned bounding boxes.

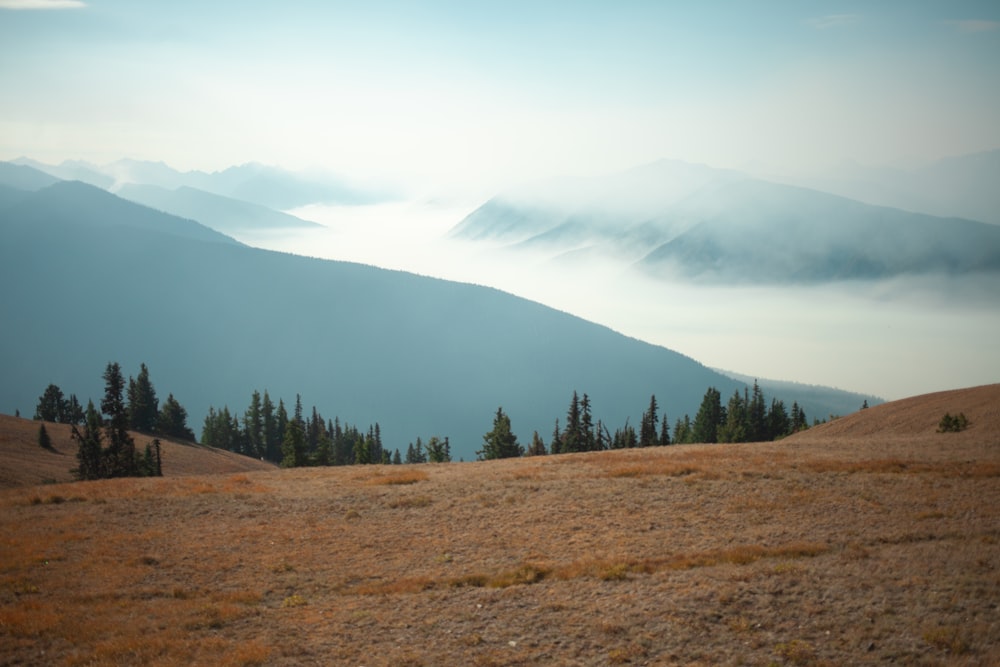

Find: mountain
[764,149,1000,225]
[451,161,1000,284]
[0,182,862,461]
[0,161,61,191]
[638,179,1000,283]
[10,157,114,189]
[117,183,321,233]
[11,157,387,210]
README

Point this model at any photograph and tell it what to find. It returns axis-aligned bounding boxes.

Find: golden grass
[363,469,430,485]
[1,384,998,665]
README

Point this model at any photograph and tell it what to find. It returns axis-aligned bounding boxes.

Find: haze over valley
[2,2,999,453]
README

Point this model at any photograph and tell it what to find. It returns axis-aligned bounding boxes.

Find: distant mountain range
[0,174,876,461]
[759,149,1000,225]
[9,157,387,210]
[450,159,1000,284]
[116,183,320,233]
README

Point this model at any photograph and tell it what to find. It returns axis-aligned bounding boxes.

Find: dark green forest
[36,362,820,477]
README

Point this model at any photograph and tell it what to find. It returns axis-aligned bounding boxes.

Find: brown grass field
[1,384,998,666]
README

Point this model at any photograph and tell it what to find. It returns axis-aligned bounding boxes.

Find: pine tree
[580,393,595,451]
[102,362,137,477]
[478,407,522,460]
[244,391,264,459]
[719,389,748,443]
[767,398,790,440]
[34,384,66,422]
[262,391,280,462]
[281,418,307,468]
[427,436,451,463]
[526,430,547,456]
[64,394,84,425]
[127,363,159,433]
[72,400,104,480]
[673,415,692,445]
[158,394,195,441]
[562,392,583,453]
[747,381,768,442]
[659,413,671,446]
[38,423,53,451]
[639,394,659,447]
[691,387,723,444]
[550,419,561,455]
[392,449,402,465]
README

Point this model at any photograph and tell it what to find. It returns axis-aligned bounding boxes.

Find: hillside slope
[0,182,765,461]
[787,383,1000,446]
[0,414,273,488]
[1,386,996,665]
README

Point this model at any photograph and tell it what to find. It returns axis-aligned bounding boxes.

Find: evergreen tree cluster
[480,382,809,460]
[201,391,450,467]
[69,362,163,480]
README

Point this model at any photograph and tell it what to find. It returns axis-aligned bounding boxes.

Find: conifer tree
[72,400,104,480]
[691,387,723,444]
[281,418,307,468]
[158,394,195,441]
[127,363,159,433]
[659,413,671,446]
[392,449,402,464]
[38,423,53,451]
[244,390,264,458]
[64,394,84,425]
[478,407,522,460]
[580,393,595,451]
[102,362,137,476]
[562,392,583,453]
[550,419,561,455]
[427,436,451,463]
[719,389,748,443]
[34,384,66,422]
[639,394,659,447]
[526,430,547,456]
[262,391,280,462]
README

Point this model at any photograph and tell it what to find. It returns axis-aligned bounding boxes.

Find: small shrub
[281,594,307,608]
[923,625,968,654]
[775,639,815,665]
[937,412,969,433]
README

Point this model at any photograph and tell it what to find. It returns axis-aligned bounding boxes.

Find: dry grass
[0,384,998,665]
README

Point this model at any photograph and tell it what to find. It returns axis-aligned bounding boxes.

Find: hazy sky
[2,1,999,196]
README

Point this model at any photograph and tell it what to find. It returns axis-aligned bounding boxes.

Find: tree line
[201,391,451,467]
[34,362,165,480]
[34,361,812,473]
[479,382,809,460]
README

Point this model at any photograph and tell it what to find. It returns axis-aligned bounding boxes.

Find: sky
[2,1,999,197]
[2,0,999,401]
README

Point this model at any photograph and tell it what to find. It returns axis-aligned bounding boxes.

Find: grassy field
[1,385,998,665]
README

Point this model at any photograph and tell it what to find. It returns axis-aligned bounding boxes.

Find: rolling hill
[1,384,996,665]
[0,414,274,488]
[0,180,876,462]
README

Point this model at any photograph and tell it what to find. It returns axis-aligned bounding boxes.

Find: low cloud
[946,19,1000,33]
[805,14,861,30]
[0,0,85,8]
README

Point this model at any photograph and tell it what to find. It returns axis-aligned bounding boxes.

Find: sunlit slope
[0,414,274,488]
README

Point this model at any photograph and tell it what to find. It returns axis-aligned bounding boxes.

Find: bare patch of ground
[1,385,997,665]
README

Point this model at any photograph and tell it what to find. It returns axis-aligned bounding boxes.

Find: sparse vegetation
[1,385,997,665]
[938,411,969,432]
